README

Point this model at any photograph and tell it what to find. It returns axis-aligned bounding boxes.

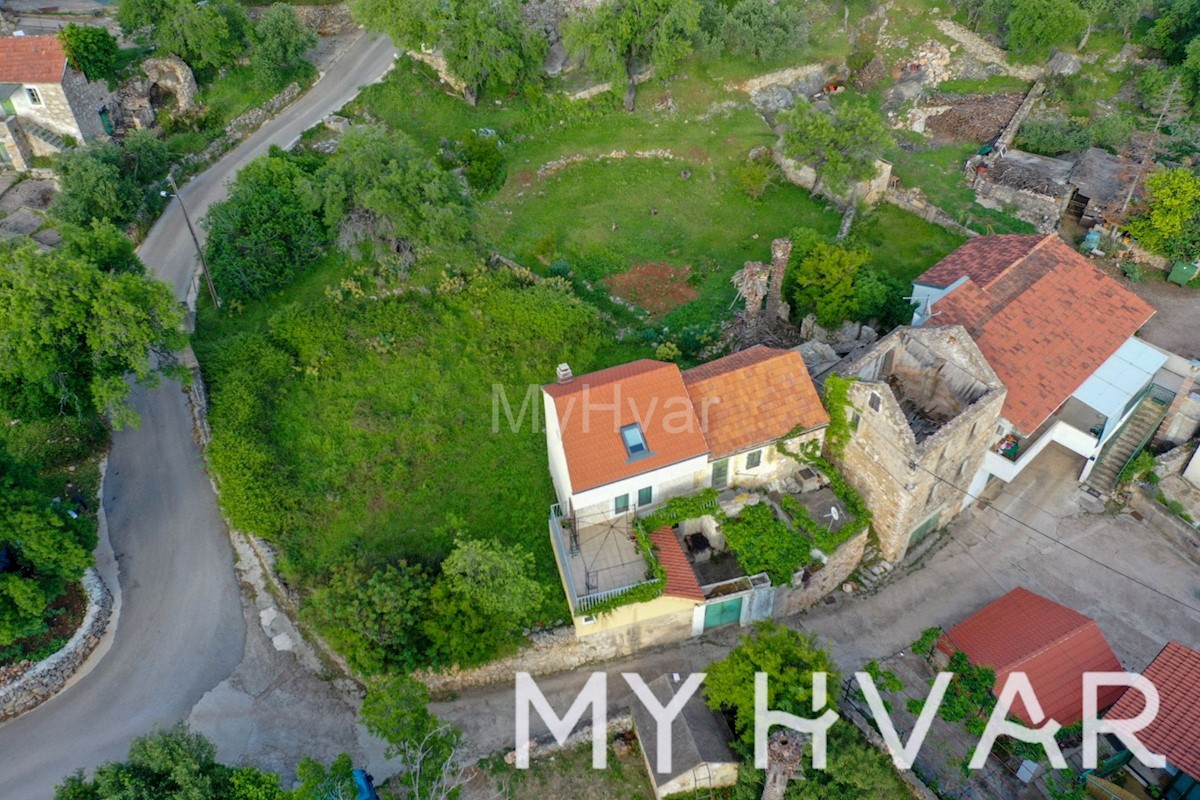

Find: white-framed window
[745,449,762,470]
[25,87,42,105]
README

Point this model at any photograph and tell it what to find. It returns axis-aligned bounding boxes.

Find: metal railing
[548,503,659,615]
[574,579,661,613]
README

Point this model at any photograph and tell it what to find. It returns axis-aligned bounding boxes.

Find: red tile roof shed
[682,346,829,459]
[544,360,709,494]
[938,587,1124,726]
[921,235,1156,436]
[1106,642,1200,780]
[0,36,68,84]
[649,526,705,601]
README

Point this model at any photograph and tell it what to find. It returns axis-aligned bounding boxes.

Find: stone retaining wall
[179,82,303,173]
[0,569,113,720]
[1129,487,1200,568]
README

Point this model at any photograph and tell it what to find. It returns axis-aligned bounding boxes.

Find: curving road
[0,32,397,799]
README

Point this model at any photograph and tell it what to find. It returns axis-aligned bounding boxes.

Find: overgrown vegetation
[705,623,914,798]
[723,502,812,584]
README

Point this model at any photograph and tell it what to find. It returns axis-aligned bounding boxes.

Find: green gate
[704,597,743,630]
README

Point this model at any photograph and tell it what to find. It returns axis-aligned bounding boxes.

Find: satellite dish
[826,506,841,522]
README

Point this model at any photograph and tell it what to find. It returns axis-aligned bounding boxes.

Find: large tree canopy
[563,0,702,110]
[1126,167,1200,261]
[780,99,890,195]
[0,241,186,427]
[251,4,317,87]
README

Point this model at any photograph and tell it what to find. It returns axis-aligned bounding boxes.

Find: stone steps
[19,121,67,152]
[1086,397,1170,494]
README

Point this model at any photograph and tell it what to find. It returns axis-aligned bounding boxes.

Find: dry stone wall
[0,569,113,720]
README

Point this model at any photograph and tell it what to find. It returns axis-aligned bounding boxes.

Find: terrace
[994,395,1106,462]
[548,503,659,614]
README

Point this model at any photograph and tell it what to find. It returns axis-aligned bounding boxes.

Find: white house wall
[911,276,969,324]
[569,453,713,520]
[543,392,573,509]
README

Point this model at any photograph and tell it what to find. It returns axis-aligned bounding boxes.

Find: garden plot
[603,261,698,316]
[922,93,1024,144]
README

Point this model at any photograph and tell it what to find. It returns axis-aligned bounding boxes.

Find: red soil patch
[604,262,698,315]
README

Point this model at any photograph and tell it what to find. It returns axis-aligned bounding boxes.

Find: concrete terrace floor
[436,443,1200,760]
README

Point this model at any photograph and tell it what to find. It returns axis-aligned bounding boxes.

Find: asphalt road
[0,32,398,799]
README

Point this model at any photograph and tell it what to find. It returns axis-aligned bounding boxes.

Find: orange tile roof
[1106,642,1200,779]
[916,234,1047,289]
[0,36,68,84]
[649,526,705,601]
[928,236,1156,435]
[544,361,709,494]
[938,587,1124,726]
[682,346,829,458]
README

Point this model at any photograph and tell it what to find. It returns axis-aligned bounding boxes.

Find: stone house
[910,234,1173,495]
[0,35,116,171]
[972,146,1140,231]
[834,325,1007,563]
[542,346,830,637]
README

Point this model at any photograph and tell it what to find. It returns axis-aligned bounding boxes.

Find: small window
[581,615,597,625]
[26,87,42,105]
[637,486,652,507]
[614,494,630,514]
[620,423,650,460]
[869,392,882,412]
[745,450,762,469]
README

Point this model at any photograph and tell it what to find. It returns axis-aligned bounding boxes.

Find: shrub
[58,23,120,86]
[721,0,808,60]
[1015,112,1089,157]
[457,130,507,195]
[731,158,775,200]
[1121,261,1147,283]
[250,4,317,87]
[912,626,942,656]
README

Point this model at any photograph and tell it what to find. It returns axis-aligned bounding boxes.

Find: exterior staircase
[1085,386,1175,494]
[19,121,68,152]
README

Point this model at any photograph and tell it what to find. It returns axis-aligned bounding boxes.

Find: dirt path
[934,19,1042,81]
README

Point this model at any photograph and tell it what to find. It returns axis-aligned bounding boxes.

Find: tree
[304,559,434,674]
[58,24,121,86]
[1126,167,1200,260]
[156,0,249,72]
[1004,0,1088,61]
[0,446,95,646]
[50,134,168,229]
[360,675,475,800]
[563,0,702,111]
[349,0,543,103]
[319,125,473,258]
[1147,0,1200,63]
[51,144,135,228]
[204,149,329,302]
[424,538,544,666]
[115,0,165,40]
[722,0,808,61]
[788,242,869,328]
[251,4,317,87]
[55,725,286,800]
[444,0,546,104]
[0,241,186,426]
[851,265,915,330]
[780,99,890,195]
[704,622,840,748]
[60,220,146,276]
[292,754,356,800]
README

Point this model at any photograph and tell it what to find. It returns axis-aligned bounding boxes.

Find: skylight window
[621,423,650,460]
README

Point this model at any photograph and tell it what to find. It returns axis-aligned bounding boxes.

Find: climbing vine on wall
[822,374,857,459]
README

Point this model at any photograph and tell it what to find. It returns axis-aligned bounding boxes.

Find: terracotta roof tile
[682,346,829,458]
[649,526,705,601]
[0,36,68,84]
[938,587,1124,726]
[544,361,709,494]
[929,236,1155,435]
[916,234,1048,288]
[1106,642,1200,779]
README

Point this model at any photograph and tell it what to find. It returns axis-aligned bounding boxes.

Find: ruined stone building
[835,325,1006,563]
[0,34,116,171]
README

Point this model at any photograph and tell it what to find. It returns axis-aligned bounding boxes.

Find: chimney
[556,363,573,384]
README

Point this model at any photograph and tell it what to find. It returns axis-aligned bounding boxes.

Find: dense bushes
[0,444,95,648]
[50,131,169,230]
[204,148,329,302]
[719,0,808,61]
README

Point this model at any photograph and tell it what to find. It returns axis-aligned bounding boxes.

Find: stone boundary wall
[882,188,978,238]
[0,568,113,720]
[1129,488,1200,568]
[178,82,303,174]
[775,532,868,617]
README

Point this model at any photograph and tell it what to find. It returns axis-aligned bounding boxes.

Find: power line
[854,411,1200,617]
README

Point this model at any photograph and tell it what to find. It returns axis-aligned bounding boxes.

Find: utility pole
[162,175,220,311]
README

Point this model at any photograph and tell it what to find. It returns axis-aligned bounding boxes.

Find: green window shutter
[637,486,652,507]
[745,450,762,469]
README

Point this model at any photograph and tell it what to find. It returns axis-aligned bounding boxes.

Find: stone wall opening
[851,336,989,443]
